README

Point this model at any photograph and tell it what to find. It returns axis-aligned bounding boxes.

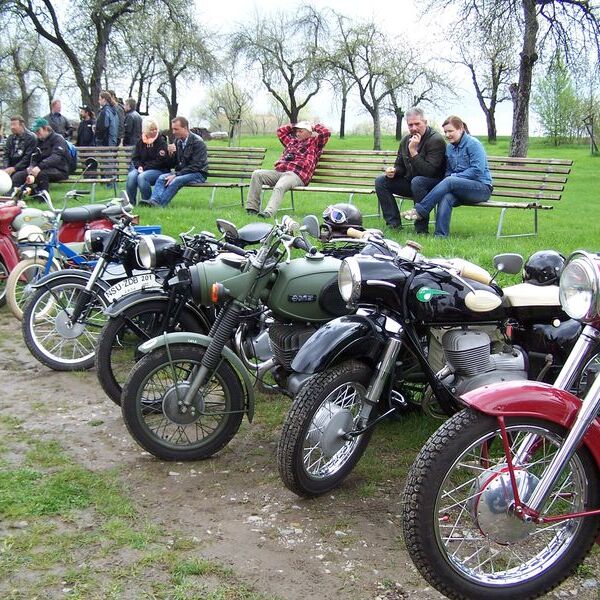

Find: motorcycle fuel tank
[268,255,349,322]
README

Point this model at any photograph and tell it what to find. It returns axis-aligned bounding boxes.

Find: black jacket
[115,104,125,142]
[131,134,172,171]
[123,110,143,146]
[3,129,37,170]
[175,133,208,177]
[76,118,96,147]
[44,112,73,140]
[34,131,70,177]
[393,126,446,181]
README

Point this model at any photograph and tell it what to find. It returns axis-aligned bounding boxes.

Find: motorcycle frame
[460,323,600,528]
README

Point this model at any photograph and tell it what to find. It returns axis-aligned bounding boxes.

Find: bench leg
[496,207,539,239]
[208,187,218,208]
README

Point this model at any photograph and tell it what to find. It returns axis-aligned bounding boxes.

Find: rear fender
[0,236,20,270]
[290,315,385,374]
[139,332,255,423]
[462,381,600,468]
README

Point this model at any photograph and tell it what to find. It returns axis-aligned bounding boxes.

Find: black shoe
[257,211,272,219]
[386,223,402,230]
[246,208,258,215]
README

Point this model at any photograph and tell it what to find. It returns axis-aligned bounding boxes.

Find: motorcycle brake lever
[282,236,294,263]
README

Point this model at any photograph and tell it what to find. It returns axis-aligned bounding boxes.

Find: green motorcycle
[120,215,387,461]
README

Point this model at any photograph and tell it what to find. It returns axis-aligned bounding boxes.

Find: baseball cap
[294,121,313,132]
[31,117,49,133]
[79,105,93,113]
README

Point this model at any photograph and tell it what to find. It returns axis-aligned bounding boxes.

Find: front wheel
[277,360,375,497]
[121,344,244,460]
[402,410,600,600]
[6,258,58,320]
[22,276,107,371]
[95,301,208,406]
[0,258,8,306]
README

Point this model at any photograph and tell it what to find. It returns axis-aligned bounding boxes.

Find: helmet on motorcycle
[17,224,45,243]
[523,250,565,286]
[0,170,12,196]
[320,203,363,241]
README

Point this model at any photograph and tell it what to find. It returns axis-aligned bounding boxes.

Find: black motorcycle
[277,243,584,497]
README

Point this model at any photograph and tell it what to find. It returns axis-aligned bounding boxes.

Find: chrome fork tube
[527,371,600,513]
[365,337,403,405]
[553,325,600,391]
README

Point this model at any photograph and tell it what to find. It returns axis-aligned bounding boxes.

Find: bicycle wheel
[6,258,58,320]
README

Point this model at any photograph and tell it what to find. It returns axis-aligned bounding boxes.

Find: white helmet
[17,224,46,244]
[0,170,12,196]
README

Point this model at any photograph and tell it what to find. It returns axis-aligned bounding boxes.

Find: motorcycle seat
[60,204,115,223]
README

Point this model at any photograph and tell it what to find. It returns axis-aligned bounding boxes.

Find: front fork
[356,336,404,429]
[69,257,107,323]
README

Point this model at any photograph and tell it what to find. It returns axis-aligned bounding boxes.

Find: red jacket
[274,123,331,185]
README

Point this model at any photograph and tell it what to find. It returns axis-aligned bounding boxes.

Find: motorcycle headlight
[136,236,156,269]
[559,251,600,321]
[84,228,112,253]
[338,257,361,303]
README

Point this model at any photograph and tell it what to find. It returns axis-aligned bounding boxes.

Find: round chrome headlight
[136,236,156,269]
[84,228,112,253]
[338,257,361,303]
[559,251,600,321]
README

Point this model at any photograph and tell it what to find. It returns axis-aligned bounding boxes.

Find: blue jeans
[126,168,165,204]
[415,177,492,237]
[150,172,207,207]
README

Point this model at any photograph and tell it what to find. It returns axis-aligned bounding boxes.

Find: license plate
[104,273,161,303]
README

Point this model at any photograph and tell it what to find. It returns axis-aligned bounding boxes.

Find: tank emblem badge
[416,287,450,302]
[288,294,317,303]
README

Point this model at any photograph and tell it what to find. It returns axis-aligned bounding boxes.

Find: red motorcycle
[402,249,600,599]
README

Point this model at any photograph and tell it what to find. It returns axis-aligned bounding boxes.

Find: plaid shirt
[274,123,331,185]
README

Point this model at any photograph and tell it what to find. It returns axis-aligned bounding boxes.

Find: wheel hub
[54,310,87,338]
[161,382,204,425]
[308,401,354,458]
[468,468,539,544]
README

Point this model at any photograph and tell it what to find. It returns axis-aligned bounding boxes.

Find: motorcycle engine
[268,322,319,371]
[430,328,527,396]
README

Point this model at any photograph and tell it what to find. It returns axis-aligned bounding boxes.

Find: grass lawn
[51,133,599,280]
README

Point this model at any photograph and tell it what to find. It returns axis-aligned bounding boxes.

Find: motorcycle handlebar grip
[458,260,492,284]
[346,227,367,239]
[220,242,247,256]
[292,236,317,255]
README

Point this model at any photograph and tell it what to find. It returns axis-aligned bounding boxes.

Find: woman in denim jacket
[401,116,492,237]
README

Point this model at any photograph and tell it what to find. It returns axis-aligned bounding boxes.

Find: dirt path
[1,310,598,599]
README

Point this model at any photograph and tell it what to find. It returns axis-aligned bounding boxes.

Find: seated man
[375,107,446,233]
[11,118,70,191]
[3,115,37,185]
[245,121,331,218]
[145,116,207,207]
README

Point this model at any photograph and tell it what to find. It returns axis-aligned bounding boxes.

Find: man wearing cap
[44,99,73,140]
[76,106,96,146]
[245,121,331,218]
[11,118,70,191]
[3,115,37,184]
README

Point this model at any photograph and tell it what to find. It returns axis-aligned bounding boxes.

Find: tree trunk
[510,0,538,157]
[395,108,404,141]
[372,107,382,151]
[339,92,347,139]
[486,110,497,144]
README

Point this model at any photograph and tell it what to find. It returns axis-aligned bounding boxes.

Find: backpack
[65,140,78,174]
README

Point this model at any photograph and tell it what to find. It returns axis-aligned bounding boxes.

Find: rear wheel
[22,277,107,370]
[6,258,58,320]
[95,300,207,405]
[277,360,375,497]
[121,344,244,460]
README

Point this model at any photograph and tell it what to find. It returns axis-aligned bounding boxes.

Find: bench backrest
[310,149,572,201]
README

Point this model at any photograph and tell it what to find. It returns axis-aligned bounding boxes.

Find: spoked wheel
[121,344,244,460]
[0,259,8,307]
[277,360,375,497]
[6,258,57,320]
[22,277,107,370]
[95,301,207,406]
[402,410,600,600]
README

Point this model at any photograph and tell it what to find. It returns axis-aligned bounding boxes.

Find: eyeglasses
[323,205,347,224]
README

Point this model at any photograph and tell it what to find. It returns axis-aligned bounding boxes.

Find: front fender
[462,381,600,468]
[139,332,255,423]
[291,315,385,374]
[32,268,110,293]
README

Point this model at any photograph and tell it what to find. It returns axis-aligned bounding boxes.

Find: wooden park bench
[272,149,571,238]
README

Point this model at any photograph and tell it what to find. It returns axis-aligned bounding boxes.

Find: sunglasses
[322,205,347,224]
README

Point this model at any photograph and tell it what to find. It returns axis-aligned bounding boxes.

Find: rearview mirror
[302,215,320,239]
[216,219,239,239]
[493,253,524,275]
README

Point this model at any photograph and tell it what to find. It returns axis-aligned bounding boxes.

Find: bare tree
[232,5,327,124]
[32,42,70,111]
[206,78,253,145]
[429,0,600,156]
[323,68,356,139]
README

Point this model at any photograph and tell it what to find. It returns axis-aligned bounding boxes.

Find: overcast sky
[186,0,518,136]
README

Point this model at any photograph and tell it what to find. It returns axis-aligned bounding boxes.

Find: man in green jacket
[375,107,446,233]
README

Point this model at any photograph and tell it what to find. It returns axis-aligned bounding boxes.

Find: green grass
[51,134,599,278]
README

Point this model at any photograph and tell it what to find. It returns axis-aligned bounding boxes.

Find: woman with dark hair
[400,115,492,237]
[95,91,118,147]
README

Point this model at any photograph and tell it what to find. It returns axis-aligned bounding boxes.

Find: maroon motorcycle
[402,250,600,599]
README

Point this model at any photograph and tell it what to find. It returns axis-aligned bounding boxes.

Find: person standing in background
[44,99,74,140]
[123,98,143,146]
[76,106,96,146]
[95,91,118,147]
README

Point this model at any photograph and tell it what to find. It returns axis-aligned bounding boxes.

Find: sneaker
[138,198,160,207]
[246,208,259,215]
[257,211,272,219]
[401,208,422,221]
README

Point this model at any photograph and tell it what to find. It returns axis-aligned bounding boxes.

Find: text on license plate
[105,274,160,302]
